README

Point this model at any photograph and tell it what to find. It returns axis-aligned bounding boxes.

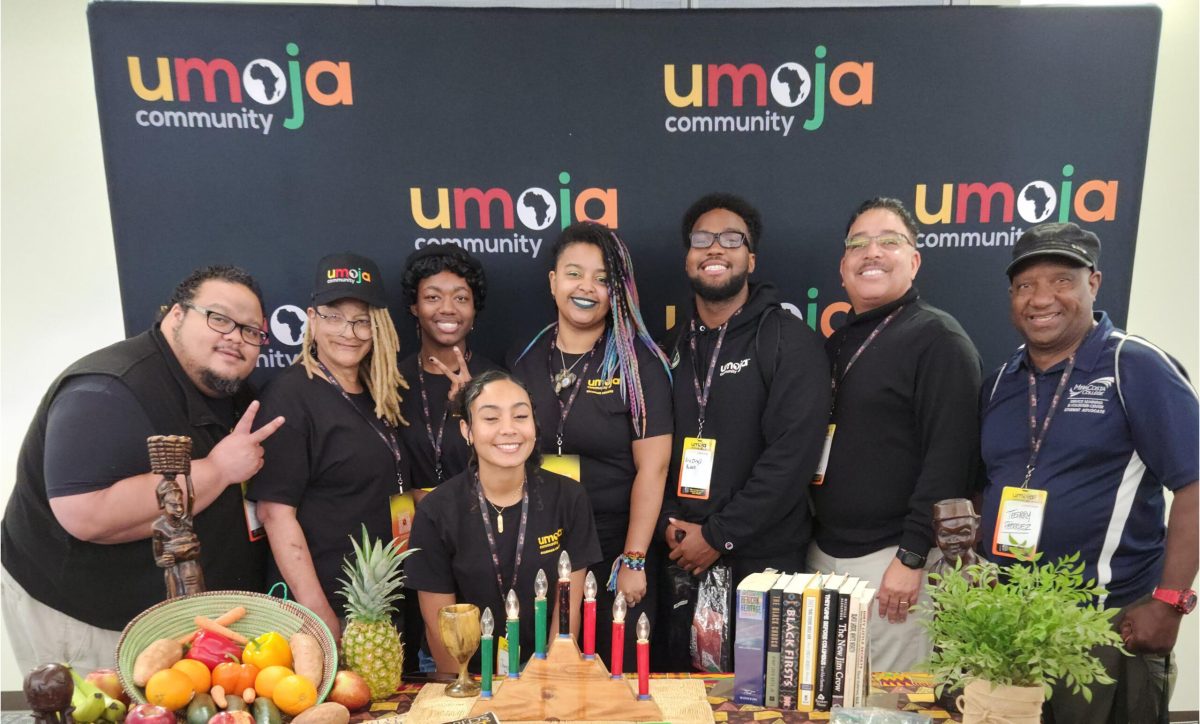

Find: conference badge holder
[811,424,835,485]
[541,454,581,482]
[240,482,266,542]
[677,437,716,500]
[390,492,415,552]
[992,486,1047,558]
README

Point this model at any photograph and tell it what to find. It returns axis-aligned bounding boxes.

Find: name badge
[677,437,716,500]
[390,492,415,552]
[992,486,1047,558]
[240,482,265,542]
[541,454,581,482]
[811,424,836,486]
[496,636,510,677]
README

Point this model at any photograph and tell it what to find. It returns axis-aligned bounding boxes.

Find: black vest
[1,327,266,629]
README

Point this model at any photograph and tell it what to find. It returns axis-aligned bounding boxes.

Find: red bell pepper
[185,630,243,670]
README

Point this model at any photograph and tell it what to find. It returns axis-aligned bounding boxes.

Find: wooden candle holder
[467,635,663,721]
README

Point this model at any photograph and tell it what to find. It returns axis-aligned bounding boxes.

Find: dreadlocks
[517,222,670,436]
[299,306,409,427]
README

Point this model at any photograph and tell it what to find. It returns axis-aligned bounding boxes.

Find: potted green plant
[918,551,1124,724]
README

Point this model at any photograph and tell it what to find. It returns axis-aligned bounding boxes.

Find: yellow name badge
[677,437,717,500]
[390,492,415,552]
[496,636,510,677]
[992,486,1048,558]
[811,424,836,486]
[541,454,581,482]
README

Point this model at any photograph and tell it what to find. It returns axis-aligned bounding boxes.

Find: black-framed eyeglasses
[182,302,269,346]
[689,230,750,249]
[315,309,374,340]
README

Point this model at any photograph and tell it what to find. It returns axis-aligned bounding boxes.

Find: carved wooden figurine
[929,497,981,583]
[148,435,205,598]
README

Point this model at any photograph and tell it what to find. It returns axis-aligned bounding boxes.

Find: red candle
[583,571,597,658]
[610,592,627,678]
[636,612,650,700]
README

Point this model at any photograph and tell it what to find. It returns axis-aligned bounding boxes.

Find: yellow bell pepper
[242,631,293,669]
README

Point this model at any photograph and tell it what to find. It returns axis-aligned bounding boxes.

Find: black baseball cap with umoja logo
[311,252,387,308]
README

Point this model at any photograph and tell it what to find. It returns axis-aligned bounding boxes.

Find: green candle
[534,569,548,658]
[505,589,520,677]
[480,607,494,698]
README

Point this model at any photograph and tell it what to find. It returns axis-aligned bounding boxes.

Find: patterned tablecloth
[352,672,957,723]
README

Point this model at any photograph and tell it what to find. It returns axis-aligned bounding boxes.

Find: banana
[102,696,127,722]
[65,665,111,723]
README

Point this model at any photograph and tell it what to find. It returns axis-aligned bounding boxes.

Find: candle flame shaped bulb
[613,591,627,623]
[534,568,548,599]
[584,571,597,601]
[505,588,520,620]
[481,607,494,637]
[557,550,571,580]
[636,612,650,641]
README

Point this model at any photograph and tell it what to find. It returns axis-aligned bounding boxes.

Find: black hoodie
[659,282,831,560]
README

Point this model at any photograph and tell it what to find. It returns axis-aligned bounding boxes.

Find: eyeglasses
[182,302,269,346]
[844,233,913,252]
[689,230,750,249]
[315,309,374,340]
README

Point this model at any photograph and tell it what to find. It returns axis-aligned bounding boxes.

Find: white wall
[2,0,1196,708]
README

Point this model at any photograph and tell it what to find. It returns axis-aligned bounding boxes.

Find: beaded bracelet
[621,551,647,571]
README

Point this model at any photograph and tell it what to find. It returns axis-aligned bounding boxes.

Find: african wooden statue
[149,435,205,598]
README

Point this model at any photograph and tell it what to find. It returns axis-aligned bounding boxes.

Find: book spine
[733,588,768,706]
[844,602,861,708]
[764,586,785,708]
[831,592,851,707]
[814,588,836,711]
[777,593,802,709]
[854,601,870,705]
[798,589,820,711]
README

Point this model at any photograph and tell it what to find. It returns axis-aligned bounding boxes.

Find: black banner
[88,3,1160,376]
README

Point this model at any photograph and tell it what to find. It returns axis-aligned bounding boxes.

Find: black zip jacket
[812,287,982,558]
[659,282,831,560]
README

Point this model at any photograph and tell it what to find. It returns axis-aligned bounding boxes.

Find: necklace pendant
[563,371,576,388]
[496,512,504,534]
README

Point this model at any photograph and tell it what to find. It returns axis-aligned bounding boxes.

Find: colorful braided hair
[516,222,670,437]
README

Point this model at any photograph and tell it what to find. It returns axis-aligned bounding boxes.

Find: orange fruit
[253,665,295,699]
[145,668,195,711]
[271,673,317,716]
[171,659,211,693]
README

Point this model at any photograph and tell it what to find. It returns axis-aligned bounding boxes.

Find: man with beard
[657,193,830,671]
[1,266,285,672]
[808,198,981,672]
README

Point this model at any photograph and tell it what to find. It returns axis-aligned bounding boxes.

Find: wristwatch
[1151,587,1197,614]
[896,548,926,570]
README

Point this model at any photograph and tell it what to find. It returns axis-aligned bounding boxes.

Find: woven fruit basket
[116,590,338,705]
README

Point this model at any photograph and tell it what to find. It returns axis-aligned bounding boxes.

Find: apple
[326,670,370,711]
[125,703,176,724]
[85,668,131,706]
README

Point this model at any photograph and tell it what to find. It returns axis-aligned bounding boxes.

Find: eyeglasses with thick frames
[315,309,374,340]
[844,233,913,252]
[689,230,750,249]
[182,302,269,346]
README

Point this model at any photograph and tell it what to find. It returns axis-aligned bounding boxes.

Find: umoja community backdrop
[88,2,1159,379]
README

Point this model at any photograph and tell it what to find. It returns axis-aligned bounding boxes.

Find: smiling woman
[246,252,411,642]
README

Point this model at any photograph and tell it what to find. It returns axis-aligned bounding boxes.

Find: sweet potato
[290,703,349,724]
[132,637,183,686]
[288,633,324,686]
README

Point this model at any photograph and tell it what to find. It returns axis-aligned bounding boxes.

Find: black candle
[557,550,571,637]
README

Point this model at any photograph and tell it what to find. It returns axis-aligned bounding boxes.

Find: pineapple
[337,525,415,700]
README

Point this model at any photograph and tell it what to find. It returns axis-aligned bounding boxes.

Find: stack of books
[733,570,876,711]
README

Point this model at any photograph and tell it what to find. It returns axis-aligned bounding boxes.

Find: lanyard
[1022,354,1076,488]
[688,310,740,437]
[315,358,405,492]
[416,364,452,485]
[549,326,599,455]
[831,306,904,405]
[474,472,530,601]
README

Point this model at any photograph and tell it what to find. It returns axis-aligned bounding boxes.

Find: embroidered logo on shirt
[538,528,564,555]
[1064,376,1114,415]
[585,376,621,395]
[719,358,751,376]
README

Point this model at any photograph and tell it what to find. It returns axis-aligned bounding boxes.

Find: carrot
[195,615,249,644]
[178,606,247,644]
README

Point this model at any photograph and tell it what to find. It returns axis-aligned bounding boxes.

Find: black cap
[1007,222,1101,277]
[311,252,387,308]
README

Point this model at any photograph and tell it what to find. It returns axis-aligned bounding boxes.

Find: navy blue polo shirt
[980,313,1198,608]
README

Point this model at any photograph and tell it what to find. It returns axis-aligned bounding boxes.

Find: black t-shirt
[508,331,673,529]
[397,352,503,489]
[405,468,602,670]
[247,364,409,612]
